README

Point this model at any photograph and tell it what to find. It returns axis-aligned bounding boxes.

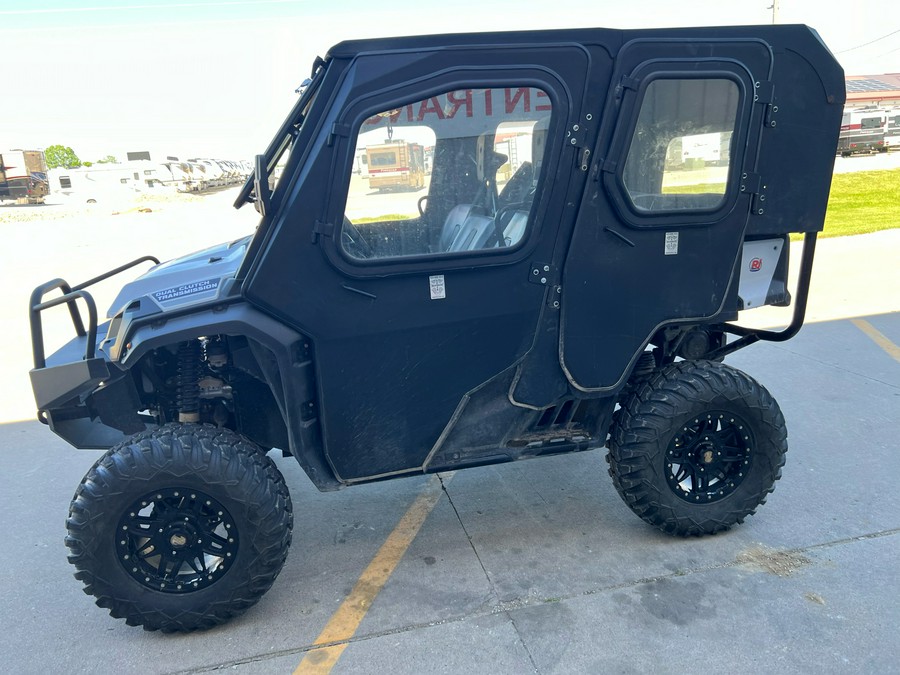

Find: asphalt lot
[1,185,898,674]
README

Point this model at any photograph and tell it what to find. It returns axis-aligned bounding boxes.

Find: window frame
[602,63,752,229]
[320,71,567,277]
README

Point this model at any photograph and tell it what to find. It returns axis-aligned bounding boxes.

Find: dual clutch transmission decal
[152,278,220,304]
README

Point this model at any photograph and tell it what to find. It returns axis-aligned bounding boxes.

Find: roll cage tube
[234,56,327,210]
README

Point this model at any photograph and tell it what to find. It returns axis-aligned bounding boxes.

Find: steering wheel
[417,195,428,218]
[341,216,374,259]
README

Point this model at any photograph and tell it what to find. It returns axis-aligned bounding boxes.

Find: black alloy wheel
[665,411,753,503]
[116,487,239,594]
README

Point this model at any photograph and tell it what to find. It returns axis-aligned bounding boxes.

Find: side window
[860,116,883,130]
[622,78,740,213]
[341,86,552,260]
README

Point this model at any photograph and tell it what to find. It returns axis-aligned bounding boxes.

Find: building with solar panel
[845,75,900,106]
[838,75,900,154]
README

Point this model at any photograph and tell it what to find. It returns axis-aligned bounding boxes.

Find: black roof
[327,24,828,59]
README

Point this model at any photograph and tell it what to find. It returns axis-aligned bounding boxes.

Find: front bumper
[29,258,158,449]
[30,323,149,449]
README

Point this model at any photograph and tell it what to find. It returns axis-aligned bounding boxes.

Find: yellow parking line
[294,474,448,675]
[851,319,900,363]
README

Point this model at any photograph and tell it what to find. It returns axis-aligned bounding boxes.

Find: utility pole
[768,0,780,24]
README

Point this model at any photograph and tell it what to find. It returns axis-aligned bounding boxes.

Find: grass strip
[664,168,900,238]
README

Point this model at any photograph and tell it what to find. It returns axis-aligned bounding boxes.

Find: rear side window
[860,116,883,130]
[622,78,740,213]
[340,86,552,260]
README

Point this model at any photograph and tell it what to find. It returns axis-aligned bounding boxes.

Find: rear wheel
[65,424,293,631]
[607,360,787,536]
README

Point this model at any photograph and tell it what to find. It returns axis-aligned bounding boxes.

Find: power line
[837,28,900,54]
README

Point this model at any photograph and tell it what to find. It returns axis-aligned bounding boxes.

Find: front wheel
[607,360,787,536]
[65,424,293,631]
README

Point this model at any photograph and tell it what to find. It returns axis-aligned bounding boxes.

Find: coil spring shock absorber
[176,340,201,423]
[620,350,657,402]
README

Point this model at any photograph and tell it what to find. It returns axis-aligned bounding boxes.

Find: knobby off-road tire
[65,424,293,632]
[608,360,787,536]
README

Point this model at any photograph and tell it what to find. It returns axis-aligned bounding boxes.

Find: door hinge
[754,81,775,104]
[565,119,593,171]
[311,220,334,243]
[549,285,562,310]
[566,121,590,148]
[740,172,768,216]
[578,148,592,172]
[764,102,779,129]
[754,81,778,129]
[529,262,556,286]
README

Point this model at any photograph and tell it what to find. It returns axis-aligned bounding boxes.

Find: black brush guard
[29,256,159,418]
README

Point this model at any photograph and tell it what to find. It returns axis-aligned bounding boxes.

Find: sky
[2,0,898,162]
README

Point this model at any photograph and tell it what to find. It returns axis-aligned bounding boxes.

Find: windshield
[234,58,325,210]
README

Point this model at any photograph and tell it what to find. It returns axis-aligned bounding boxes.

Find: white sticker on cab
[665,232,679,256]
[429,275,446,300]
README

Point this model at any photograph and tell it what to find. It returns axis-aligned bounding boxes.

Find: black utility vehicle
[29,25,844,631]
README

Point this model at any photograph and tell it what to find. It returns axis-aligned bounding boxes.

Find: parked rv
[885,109,900,150]
[177,159,248,191]
[365,140,426,191]
[50,165,150,203]
[0,149,49,204]
[838,107,887,155]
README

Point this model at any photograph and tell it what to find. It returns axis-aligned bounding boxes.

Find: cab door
[560,38,774,391]
[244,45,589,482]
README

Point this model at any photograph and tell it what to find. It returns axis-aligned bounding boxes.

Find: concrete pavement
[0,312,897,674]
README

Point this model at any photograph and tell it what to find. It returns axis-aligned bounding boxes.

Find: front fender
[115,301,341,491]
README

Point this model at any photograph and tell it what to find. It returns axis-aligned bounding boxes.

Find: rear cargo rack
[29,256,160,369]
[710,232,818,360]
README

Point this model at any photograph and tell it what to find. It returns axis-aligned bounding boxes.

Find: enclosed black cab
[233,25,843,484]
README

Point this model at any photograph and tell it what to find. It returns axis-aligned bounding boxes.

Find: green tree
[95,155,118,164]
[45,144,82,169]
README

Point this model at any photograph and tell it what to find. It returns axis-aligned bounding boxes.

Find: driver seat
[438,203,485,251]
